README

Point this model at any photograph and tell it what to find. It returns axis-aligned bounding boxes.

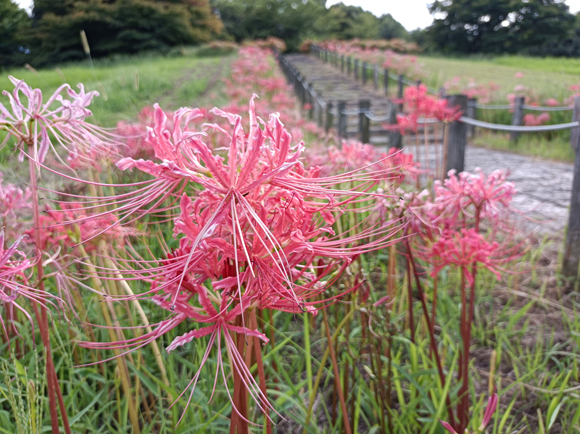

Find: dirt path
[284,53,573,234]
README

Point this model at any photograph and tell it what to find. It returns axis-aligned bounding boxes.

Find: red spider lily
[0,77,117,166]
[75,97,404,425]
[424,228,506,286]
[0,173,31,220]
[523,112,550,127]
[434,169,516,225]
[0,231,63,343]
[31,204,133,253]
[440,390,498,433]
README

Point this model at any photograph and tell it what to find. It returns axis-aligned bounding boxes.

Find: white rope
[522,104,573,112]
[365,113,390,122]
[459,116,579,132]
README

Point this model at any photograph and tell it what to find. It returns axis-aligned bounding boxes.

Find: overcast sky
[13,0,580,31]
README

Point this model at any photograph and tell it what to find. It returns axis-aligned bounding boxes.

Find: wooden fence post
[563,96,580,282]
[397,74,404,112]
[362,62,368,85]
[373,65,379,90]
[466,97,477,139]
[354,59,359,80]
[510,96,525,143]
[306,83,314,118]
[359,100,371,143]
[384,69,389,96]
[325,101,334,133]
[388,101,402,148]
[444,94,468,174]
[341,55,345,73]
[317,97,324,127]
[337,101,347,138]
[347,57,351,76]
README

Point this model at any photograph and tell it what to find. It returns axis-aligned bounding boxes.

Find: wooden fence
[277,46,580,285]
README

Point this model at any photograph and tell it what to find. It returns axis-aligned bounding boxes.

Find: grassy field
[2,47,580,434]
[418,55,580,103]
[410,55,580,162]
[1,49,233,128]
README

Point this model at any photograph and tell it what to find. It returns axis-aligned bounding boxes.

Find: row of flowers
[0,45,519,433]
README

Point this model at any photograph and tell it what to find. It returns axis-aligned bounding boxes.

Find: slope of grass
[1,49,233,128]
[418,55,580,102]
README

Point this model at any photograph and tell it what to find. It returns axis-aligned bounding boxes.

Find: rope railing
[469,102,574,111]
[522,104,573,111]
[280,50,580,136]
[296,48,580,282]
[313,46,574,113]
[459,116,580,132]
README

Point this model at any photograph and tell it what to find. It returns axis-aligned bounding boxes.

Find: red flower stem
[459,206,482,431]
[406,260,415,343]
[431,275,438,335]
[28,146,71,434]
[321,307,352,434]
[250,310,272,434]
[406,241,456,429]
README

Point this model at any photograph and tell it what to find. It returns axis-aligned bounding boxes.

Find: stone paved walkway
[285,53,573,234]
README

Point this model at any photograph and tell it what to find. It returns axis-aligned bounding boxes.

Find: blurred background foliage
[3,0,580,70]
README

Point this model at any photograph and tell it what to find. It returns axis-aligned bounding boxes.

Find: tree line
[2,0,580,70]
[0,0,407,69]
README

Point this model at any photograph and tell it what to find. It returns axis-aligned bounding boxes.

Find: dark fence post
[317,98,324,127]
[359,100,371,143]
[397,74,404,113]
[444,94,468,174]
[347,57,351,76]
[510,96,525,143]
[563,96,580,282]
[362,62,368,85]
[341,56,345,73]
[373,65,379,90]
[297,76,305,107]
[307,84,314,119]
[325,101,334,133]
[354,59,359,80]
[388,101,402,148]
[466,97,477,139]
[384,69,389,96]
[337,101,347,138]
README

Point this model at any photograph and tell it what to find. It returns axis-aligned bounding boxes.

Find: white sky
[13,0,580,31]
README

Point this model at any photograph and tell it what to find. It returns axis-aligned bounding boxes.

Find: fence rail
[278,48,580,284]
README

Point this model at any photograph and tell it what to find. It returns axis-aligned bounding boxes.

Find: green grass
[1,48,233,128]
[471,131,575,163]
[409,54,580,162]
[418,55,580,103]
[1,48,580,434]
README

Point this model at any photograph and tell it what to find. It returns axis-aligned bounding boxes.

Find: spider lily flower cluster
[391,84,463,135]
[385,168,522,433]
[77,96,404,423]
[0,76,117,166]
[0,231,63,344]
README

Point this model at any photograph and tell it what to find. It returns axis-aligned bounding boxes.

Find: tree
[211,0,326,51]
[0,0,31,68]
[378,13,408,40]
[426,0,573,54]
[317,3,380,40]
[28,0,223,66]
